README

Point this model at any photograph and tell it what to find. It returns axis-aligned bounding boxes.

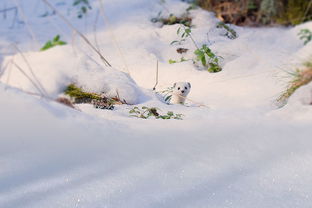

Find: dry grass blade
[12,43,48,96]
[12,0,39,46]
[41,0,112,67]
[97,0,130,74]
[11,61,46,96]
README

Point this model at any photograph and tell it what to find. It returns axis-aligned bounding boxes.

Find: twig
[93,9,101,52]
[153,60,159,90]
[4,58,14,88]
[11,43,48,96]
[12,0,39,47]
[0,59,10,78]
[97,0,130,74]
[302,0,312,22]
[11,61,46,96]
[0,6,20,28]
[41,0,112,67]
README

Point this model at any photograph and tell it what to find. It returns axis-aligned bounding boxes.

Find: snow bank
[0,46,144,104]
[0,0,312,207]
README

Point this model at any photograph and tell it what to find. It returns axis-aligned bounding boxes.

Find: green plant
[170,26,222,72]
[73,0,92,18]
[40,35,67,51]
[169,57,190,64]
[298,29,312,45]
[129,106,183,120]
[194,44,222,72]
[216,22,238,39]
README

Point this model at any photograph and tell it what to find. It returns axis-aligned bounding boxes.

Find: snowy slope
[0,0,312,207]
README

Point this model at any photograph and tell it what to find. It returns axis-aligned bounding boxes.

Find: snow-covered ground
[0,0,312,207]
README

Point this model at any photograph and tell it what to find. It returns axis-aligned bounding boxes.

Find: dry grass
[278,61,312,105]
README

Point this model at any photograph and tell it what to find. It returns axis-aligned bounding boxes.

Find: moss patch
[64,84,123,109]
[64,84,102,103]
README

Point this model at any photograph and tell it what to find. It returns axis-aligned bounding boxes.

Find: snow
[1,48,143,104]
[0,0,312,207]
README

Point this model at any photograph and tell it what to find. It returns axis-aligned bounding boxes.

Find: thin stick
[0,59,10,78]
[93,9,101,52]
[302,0,312,22]
[12,0,39,47]
[12,43,48,96]
[97,0,130,74]
[153,60,159,90]
[12,61,45,96]
[41,0,112,67]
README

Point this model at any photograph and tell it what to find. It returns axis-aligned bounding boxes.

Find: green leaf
[169,59,177,64]
[81,6,87,13]
[177,27,181,35]
[201,56,206,66]
[53,35,60,42]
[57,41,67,45]
[170,40,179,45]
[185,28,191,35]
[207,52,215,58]
[164,95,172,102]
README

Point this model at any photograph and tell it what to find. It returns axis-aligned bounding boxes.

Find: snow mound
[0,46,143,104]
[288,82,312,106]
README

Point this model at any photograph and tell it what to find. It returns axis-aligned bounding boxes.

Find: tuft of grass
[278,61,312,105]
[152,13,192,27]
[40,35,67,51]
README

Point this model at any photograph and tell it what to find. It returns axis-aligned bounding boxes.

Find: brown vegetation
[195,0,312,26]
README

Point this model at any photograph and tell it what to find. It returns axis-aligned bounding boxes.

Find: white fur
[170,82,191,104]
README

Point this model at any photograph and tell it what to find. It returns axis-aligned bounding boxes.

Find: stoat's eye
[177,87,180,90]
[185,87,187,90]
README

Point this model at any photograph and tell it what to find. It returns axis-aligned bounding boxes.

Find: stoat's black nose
[181,90,185,93]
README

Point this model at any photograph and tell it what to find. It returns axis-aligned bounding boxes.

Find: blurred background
[192,0,312,26]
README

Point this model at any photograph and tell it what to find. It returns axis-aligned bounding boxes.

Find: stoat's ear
[187,82,191,88]
[173,82,176,88]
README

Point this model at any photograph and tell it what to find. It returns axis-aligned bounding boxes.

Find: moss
[64,84,102,103]
[64,84,124,107]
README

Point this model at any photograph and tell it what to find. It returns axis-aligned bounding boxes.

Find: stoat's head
[173,82,191,97]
